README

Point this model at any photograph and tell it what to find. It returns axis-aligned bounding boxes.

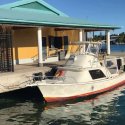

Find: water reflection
[0,86,125,125]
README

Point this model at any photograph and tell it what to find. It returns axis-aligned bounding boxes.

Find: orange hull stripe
[45,80,125,102]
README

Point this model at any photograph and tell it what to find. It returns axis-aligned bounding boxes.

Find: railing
[70,41,101,56]
[48,48,58,57]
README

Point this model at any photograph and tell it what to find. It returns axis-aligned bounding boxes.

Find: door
[63,36,69,54]
[42,37,47,60]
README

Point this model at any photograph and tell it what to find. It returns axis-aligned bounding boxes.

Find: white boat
[29,42,125,103]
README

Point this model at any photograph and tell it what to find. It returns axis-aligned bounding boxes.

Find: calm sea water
[0,45,125,125]
[0,86,125,125]
[111,44,125,52]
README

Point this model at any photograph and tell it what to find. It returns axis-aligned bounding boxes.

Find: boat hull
[38,73,125,102]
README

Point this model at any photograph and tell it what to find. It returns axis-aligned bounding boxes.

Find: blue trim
[0,18,120,29]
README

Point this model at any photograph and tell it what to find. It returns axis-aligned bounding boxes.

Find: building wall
[42,27,56,57]
[56,30,79,53]
[13,27,80,64]
[13,28,38,64]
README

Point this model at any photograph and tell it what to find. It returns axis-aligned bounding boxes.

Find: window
[48,36,63,49]
[89,69,106,79]
[105,59,118,74]
[54,37,63,49]
[48,36,55,48]
[64,36,68,50]
[42,37,47,60]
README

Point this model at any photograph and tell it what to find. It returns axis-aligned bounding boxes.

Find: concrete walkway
[111,52,125,57]
[0,60,66,93]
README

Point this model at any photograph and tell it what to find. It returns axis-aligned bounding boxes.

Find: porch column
[79,29,83,42]
[106,30,110,55]
[37,27,43,67]
[79,29,86,53]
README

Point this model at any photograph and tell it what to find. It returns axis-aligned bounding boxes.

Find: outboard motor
[45,66,58,79]
[33,72,43,81]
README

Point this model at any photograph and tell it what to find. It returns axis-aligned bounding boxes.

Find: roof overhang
[0,9,121,31]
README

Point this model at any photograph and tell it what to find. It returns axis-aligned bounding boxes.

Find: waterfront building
[0,0,120,72]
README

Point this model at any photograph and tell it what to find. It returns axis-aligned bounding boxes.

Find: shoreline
[111,43,125,45]
[110,52,125,57]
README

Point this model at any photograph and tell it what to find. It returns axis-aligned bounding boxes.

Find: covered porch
[0,24,118,73]
[0,0,120,73]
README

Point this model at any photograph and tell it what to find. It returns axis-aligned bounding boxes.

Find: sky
[0,0,125,34]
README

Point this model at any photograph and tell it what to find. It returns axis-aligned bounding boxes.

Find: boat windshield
[100,42,107,53]
[86,42,101,55]
[70,41,101,56]
[105,58,118,74]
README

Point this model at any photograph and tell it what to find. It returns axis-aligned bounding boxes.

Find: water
[0,45,125,125]
[0,86,125,125]
[111,44,125,52]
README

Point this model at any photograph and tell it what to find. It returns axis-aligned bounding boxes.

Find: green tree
[116,32,125,43]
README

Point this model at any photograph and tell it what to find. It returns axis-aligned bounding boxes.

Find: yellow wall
[13,27,80,63]
[42,27,56,36]
[42,27,56,56]
[56,30,79,41]
[13,28,38,60]
[56,30,79,53]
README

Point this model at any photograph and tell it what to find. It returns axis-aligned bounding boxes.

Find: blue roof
[0,8,120,30]
[0,0,120,30]
[0,0,68,16]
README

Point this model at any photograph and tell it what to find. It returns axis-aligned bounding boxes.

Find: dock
[0,60,66,94]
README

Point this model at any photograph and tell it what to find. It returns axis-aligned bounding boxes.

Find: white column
[79,29,83,42]
[106,30,110,55]
[79,29,86,53]
[37,27,43,67]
